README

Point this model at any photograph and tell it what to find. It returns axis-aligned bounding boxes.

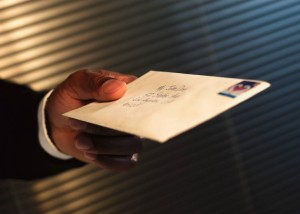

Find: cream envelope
[64,71,270,143]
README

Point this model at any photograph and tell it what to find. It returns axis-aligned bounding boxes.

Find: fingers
[75,133,143,171]
[85,154,138,172]
[45,68,142,172]
[62,69,136,102]
[68,118,126,136]
[75,134,142,155]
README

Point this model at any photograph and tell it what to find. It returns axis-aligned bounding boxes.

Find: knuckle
[68,69,87,80]
[97,69,106,75]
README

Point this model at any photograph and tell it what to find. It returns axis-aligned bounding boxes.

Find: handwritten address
[122,84,188,107]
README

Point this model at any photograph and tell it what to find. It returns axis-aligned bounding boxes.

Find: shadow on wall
[0,0,300,214]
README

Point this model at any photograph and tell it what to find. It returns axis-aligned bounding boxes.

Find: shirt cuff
[38,90,72,160]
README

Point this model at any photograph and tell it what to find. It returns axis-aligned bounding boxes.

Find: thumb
[99,79,127,101]
[63,69,127,102]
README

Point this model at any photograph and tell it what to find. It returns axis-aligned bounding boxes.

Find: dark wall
[1,1,299,213]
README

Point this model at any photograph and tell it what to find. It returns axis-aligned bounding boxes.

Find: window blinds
[1,1,299,213]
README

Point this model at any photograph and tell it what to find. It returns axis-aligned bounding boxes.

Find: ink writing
[122,84,188,107]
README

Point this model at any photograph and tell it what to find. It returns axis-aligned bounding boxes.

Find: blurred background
[1,0,300,213]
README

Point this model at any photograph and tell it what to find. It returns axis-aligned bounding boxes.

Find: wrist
[38,90,72,160]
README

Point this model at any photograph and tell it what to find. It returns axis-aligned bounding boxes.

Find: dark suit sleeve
[0,80,84,180]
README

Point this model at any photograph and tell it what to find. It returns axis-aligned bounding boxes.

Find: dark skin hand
[46,69,143,171]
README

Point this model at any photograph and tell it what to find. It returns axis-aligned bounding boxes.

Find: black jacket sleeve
[0,80,84,180]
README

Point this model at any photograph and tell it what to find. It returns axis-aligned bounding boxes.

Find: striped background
[1,1,299,213]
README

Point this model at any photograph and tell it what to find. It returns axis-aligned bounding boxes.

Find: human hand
[45,69,143,171]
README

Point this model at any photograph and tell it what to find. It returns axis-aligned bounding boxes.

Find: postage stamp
[218,81,260,98]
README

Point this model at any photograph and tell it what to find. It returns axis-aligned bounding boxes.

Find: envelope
[64,71,270,142]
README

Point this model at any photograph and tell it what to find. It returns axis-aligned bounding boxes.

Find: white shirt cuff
[38,90,72,160]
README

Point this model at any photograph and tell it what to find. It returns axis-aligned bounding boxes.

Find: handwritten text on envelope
[64,71,270,143]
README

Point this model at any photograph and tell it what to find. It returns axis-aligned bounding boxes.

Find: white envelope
[64,71,270,142]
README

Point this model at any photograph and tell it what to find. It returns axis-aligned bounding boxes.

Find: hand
[45,69,143,171]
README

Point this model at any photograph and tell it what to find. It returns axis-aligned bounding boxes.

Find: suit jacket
[0,80,84,180]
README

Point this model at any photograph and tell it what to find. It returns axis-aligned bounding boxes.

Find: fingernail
[84,152,97,161]
[131,153,139,162]
[102,79,126,94]
[75,136,94,150]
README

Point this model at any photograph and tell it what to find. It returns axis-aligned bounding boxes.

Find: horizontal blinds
[1,1,299,214]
